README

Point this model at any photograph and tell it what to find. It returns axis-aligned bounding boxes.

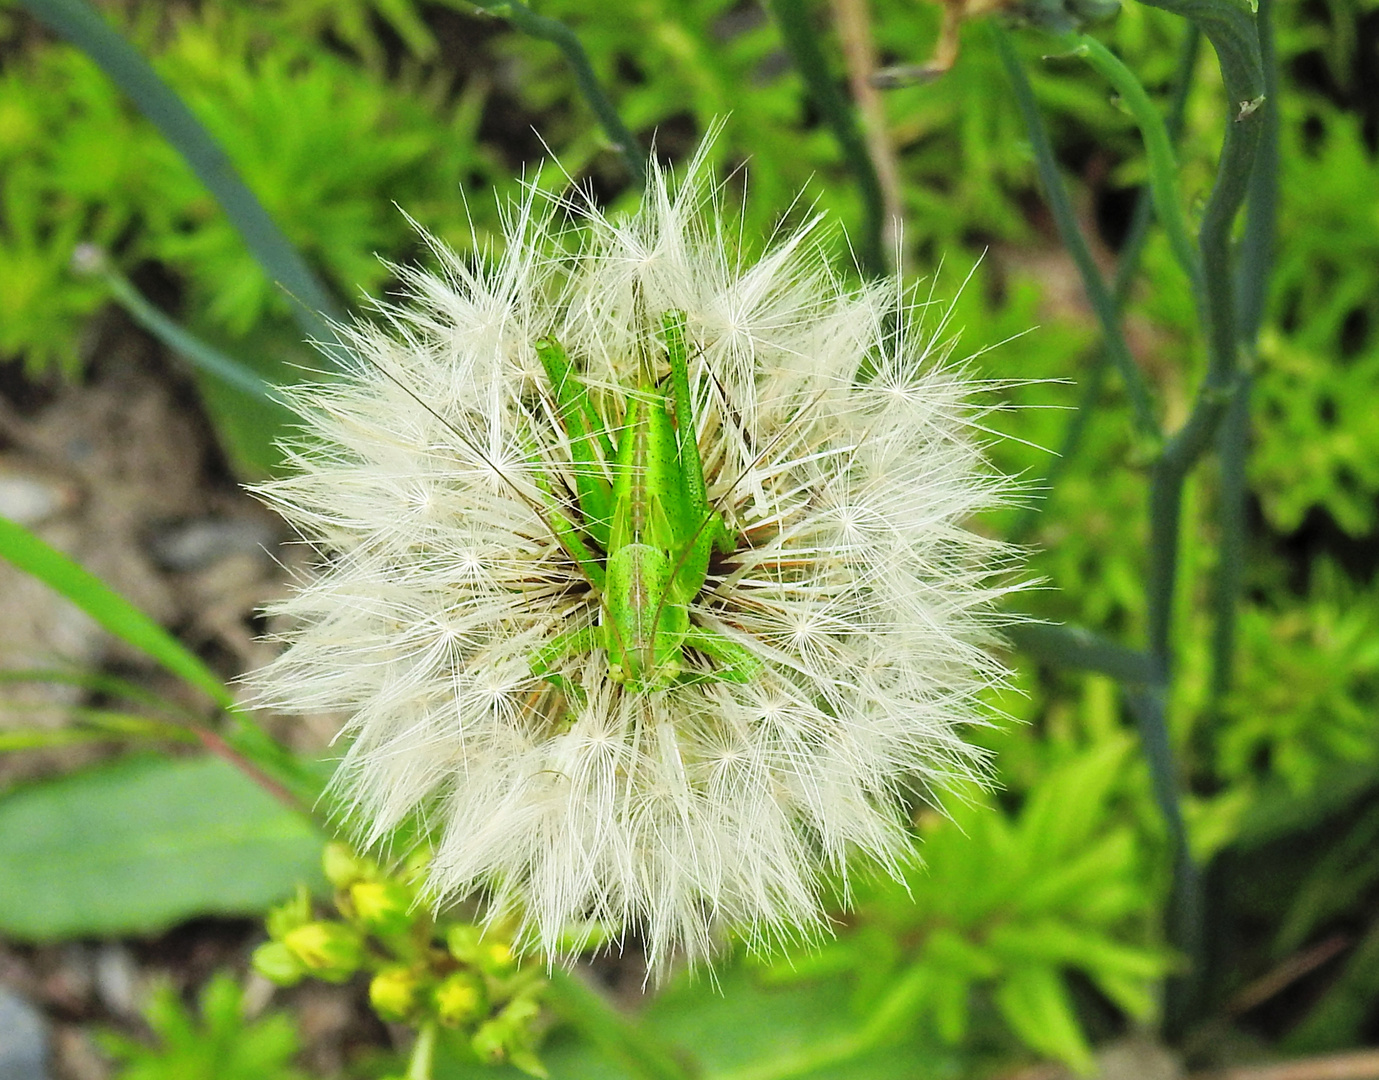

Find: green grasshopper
[527,310,762,693]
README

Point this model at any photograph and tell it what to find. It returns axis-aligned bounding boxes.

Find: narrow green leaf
[0,515,233,709]
[0,755,325,939]
[994,966,1095,1074]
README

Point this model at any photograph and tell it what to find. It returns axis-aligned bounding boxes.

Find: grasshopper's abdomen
[604,542,689,686]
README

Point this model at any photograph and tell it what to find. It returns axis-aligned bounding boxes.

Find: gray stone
[0,985,50,1080]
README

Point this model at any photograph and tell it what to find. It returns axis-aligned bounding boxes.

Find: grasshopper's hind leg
[684,626,764,684]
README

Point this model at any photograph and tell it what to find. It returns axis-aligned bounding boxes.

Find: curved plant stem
[544,970,693,1080]
[470,0,646,189]
[20,0,344,348]
[1068,34,1203,296]
[96,264,279,402]
[768,0,887,277]
[993,26,1160,441]
[1008,26,1202,542]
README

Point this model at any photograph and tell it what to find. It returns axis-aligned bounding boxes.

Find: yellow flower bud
[433,971,487,1027]
[445,923,481,964]
[349,880,413,936]
[479,940,517,976]
[322,842,370,890]
[369,965,423,1022]
[283,922,364,982]
[251,941,305,986]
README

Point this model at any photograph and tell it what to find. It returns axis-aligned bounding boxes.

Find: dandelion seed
[249,144,1020,971]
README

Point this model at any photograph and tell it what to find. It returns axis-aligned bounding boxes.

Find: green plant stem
[1066,34,1203,296]
[767,0,887,278]
[20,0,344,348]
[0,515,320,814]
[1212,0,1278,698]
[406,1021,437,1080]
[1006,623,1153,684]
[718,963,929,1080]
[99,265,279,402]
[1143,2,1266,677]
[1008,26,1201,542]
[544,970,693,1080]
[993,26,1160,441]
[467,0,646,189]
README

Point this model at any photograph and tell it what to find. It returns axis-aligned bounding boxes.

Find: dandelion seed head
[248,146,1021,972]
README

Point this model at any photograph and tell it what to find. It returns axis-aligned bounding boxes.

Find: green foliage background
[1,0,1377,1075]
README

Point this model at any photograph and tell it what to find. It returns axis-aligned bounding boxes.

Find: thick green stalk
[1212,0,1278,697]
[993,26,1160,441]
[768,0,887,277]
[469,1,646,189]
[1006,623,1153,684]
[1130,0,1265,1035]
[20,0,344,348]
[544,971,693,1080]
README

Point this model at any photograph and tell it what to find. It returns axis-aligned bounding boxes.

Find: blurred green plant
[100,973,308,1080]
[764,736,1168,1073]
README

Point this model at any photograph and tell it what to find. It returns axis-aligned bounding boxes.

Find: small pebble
[146,517,277,572]
[0,470,78,528]
[0,985,50,1080]
[93,946,139,1020]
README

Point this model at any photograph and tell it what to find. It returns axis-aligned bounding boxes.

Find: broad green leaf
[0,755,325,939]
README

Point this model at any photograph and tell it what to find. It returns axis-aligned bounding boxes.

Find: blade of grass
[768,0,887,277]
[0,516,318,810]
[0,708,200,753]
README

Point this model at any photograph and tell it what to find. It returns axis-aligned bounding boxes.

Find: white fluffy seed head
[248,147,1020,971]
